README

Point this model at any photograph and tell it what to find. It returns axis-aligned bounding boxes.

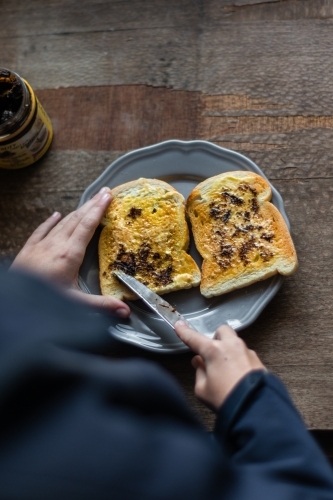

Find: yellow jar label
[0,98,53,169]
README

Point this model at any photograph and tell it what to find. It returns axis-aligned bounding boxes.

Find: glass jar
[0,68,53,169]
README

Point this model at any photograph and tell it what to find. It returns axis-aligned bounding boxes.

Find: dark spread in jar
[0,69,23,125]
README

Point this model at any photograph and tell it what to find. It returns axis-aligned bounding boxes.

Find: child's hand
[11,188,130,318]
[175,322,265,410]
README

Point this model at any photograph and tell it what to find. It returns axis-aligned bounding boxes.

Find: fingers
[175,321,239,354]
[69,289,131,317]
[69,189,112,248]
[24,212,62,245]
[214,325,238,340]
[191,355,205,370]
[52,187,112,241]
[49,210,77,236]
[175,320,211,354]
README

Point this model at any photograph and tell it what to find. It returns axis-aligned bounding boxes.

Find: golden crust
[99,178,201,300]
[186,171,298,298]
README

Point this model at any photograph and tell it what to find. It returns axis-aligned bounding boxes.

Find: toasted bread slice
[99,178,201,300]
[187,171,298,298]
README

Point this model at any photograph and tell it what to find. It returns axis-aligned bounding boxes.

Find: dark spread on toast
[251,198,259,213]
[261,232,274,242]
[222,192,244,206]
[208,183,275,269]
[127,207,142,219]
[239,237,256,264]
[209,205,231,223]
[110,243,174,287]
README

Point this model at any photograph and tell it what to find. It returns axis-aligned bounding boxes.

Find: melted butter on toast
[201,176,274,276]
[99,180,201,299]
[187,172,298,298]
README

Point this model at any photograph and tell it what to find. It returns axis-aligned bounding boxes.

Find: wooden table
[1,0,333,451]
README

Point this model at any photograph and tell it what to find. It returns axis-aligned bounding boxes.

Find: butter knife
[113,270,197,331]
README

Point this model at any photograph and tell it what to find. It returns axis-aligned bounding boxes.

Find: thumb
[69,289,131,317]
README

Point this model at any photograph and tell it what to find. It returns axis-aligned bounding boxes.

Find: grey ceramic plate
[79,140,289,353]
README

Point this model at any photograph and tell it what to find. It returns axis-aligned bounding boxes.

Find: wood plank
[1,1,201,37]
[1,19,333,107]
[0,28,199,90]
[0,151,124,193]
[198,21,333,115]
[0,191,80,264]
[34,86,199,151]
[8,86,331,183]
[1,130,332,217]
[224,0,283,5]
[205,127,333,182]
[0,92,333,197]
[271,365,333,430]
[206,0,333,21]
[2,0,332,39]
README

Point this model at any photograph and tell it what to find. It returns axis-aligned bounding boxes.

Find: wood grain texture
[198,21,333,115]
[30,87,333,182]
[1,15,333,114]
[207,0,333,21]
[1,28,199,90]
[2,0,332,39]
[35,86,199,150]
[0,150,123,193]
[1,1,201,37]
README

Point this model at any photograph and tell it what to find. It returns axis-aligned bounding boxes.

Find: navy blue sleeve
[1,270,333,500]
[214,370,333,499]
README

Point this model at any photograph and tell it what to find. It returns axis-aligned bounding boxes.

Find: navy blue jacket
[1,270,333,499]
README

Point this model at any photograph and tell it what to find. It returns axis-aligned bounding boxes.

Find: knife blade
[113,270,197,331]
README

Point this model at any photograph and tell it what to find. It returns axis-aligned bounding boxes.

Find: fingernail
[116,308,129,318]
[52,211,60,217]
[102,193,112,201]
[99,186,110,194]
[176,320,187,326]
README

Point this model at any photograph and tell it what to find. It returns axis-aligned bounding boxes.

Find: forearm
[214,370,333,497]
